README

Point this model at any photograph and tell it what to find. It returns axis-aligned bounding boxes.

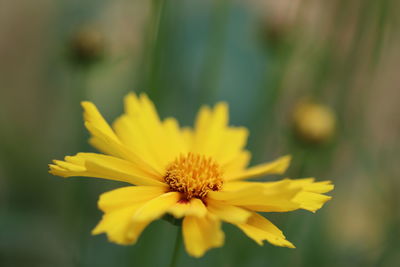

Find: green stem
[145,0,167,98]
[169,227,182,267]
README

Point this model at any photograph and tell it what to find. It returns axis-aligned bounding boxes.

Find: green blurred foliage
[1,0,399,266]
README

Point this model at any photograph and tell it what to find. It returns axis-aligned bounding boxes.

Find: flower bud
[293,101,336,143]
[70,28,105,65]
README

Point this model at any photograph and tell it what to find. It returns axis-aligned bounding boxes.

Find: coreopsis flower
[49,93,333,257]
[293,101,336,143]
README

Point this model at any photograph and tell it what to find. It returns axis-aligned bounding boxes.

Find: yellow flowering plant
[49,93,333,257]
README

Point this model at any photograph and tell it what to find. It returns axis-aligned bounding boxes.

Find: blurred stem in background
[143,0,167,101]
[66,27,106,265]
[67,65,91,267]
[200,0,231,103]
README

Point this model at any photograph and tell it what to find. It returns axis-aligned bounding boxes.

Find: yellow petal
[112,115,161,171]
[213,127,249,165]
[207,199,252,223]
[168,198,207,218]
[217,178,333,213]
[92,186,171,245]
[87,131,159,175]
[236,213,295,248]
[182,214,224,258]
[92,204,150,245]
[162,117,189,156]
[289,178,334,212]
[133,192,181,221]
[81,101,119,143]
[191,103,229,157]
[226,155,291,181]
[222,151,251,177]
[81,101,163,175]
[208,180,300,212]
[191,106,211,151]
[292,192,332,212]
[289,178,334,193]
[123,93,173,168]
[166,101,249,168]
[81,103,127,159]
[88,136,118,157]
[49,153,165,186]
[97,186,167,212]
[181,127,193,149]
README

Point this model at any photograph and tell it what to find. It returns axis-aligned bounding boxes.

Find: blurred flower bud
[261,15,291,48]
[293,101,336,143]
[260,0,300,48]
[70,27,105,65]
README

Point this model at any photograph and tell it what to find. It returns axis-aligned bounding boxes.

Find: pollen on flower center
[164,153,223,199]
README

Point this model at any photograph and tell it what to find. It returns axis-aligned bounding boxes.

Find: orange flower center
[164,153,223,199]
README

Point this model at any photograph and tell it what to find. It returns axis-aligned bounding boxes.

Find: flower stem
[169,227,182,267]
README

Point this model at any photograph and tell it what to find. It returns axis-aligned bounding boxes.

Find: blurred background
[1,0,399,266]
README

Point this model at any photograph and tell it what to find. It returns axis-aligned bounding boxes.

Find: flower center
[164,153,223,199]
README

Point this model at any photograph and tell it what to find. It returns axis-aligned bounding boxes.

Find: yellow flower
[49,93,333,257]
